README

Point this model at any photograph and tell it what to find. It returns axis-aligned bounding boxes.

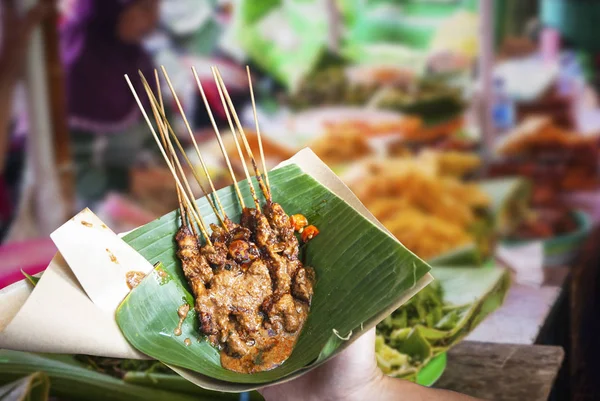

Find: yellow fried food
[496,116,598,156]
[420,150,482,178]
[441,179,491,209]
[309,130,371,165]
[345,154,489,259]
[384,208,473,260]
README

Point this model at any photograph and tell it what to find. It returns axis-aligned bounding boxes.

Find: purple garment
[62,0,154,134]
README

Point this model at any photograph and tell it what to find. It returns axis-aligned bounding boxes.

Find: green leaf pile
[375,266,510,381]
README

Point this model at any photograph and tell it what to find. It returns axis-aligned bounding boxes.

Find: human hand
[258,327,481,401]
[0,0,53,88]
[258,328,385,401]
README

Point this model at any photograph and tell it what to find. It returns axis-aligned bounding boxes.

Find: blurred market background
[1,0,600,400]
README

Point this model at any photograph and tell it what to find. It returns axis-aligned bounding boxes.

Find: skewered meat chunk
[175,226,212,288]
[175,202,317,373]
[265,293,306,333]
[292,266,315,303]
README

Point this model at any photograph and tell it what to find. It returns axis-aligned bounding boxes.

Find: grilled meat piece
[175,201,315,374]
[292,266,315,304]
[175,226,212,289]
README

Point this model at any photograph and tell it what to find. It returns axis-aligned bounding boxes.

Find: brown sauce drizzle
[106,248,118,263]
[174,303,190,336]
[81,221,93,227]
[184,338,192,346]
[125,271,146,290]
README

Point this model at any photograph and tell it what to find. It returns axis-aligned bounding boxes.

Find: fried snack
[345,156,489,259]
[309,129,372,165]
[420,149,482,178]
[496,116,598,156]
[384,207,473,260]
[223,129,295,166]
[321,117,423,139]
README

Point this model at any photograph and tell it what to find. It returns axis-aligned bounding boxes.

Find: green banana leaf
[20,270,40,286]
[116,163,431,385]
[123,373,263,401]
[0,350,205,401]
[376,265,510,378]
[429,177,529,266]
[0,372,49,401]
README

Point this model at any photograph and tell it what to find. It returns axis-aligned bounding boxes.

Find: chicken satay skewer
[139,73,225,228]
[152,74,209,299]
[160,66,229,224]
[211,66,261,209]
[213,67,271,203]
[246,66,271,196]
[125,74,212,246]
[191,66,246,209]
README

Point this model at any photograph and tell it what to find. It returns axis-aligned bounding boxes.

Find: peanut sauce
[125,271,145,290]
[220,331,300,373]
[174,303,190,336]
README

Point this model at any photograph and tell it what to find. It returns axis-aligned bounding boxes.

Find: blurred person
[0,0,53,237]
[61,0,159,205]
[259,328,479,401]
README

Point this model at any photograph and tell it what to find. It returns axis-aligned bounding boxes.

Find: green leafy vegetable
[375,266,510,380]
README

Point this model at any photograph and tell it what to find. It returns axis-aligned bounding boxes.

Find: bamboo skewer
[213,67,271,203]
[138,73,226,228]
[141,79,205,237]
[124,74,212,246]
[210,67,261,210]
[246,66,271,196]
[145,84,206,239]
[154,70,187,227]
[159,66,229,222]
[191,66,246,209]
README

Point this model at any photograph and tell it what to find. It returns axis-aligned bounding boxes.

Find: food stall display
[342,152,491,261]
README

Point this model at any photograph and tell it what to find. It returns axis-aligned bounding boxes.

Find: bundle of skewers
[125,66,321,373]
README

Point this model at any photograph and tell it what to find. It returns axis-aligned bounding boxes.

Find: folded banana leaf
[0,350,210,401]
[430,177,529,266]
[0,372,49,401]
[116,160,432,390]
[123,373,263,401]
[376,265,510,379]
